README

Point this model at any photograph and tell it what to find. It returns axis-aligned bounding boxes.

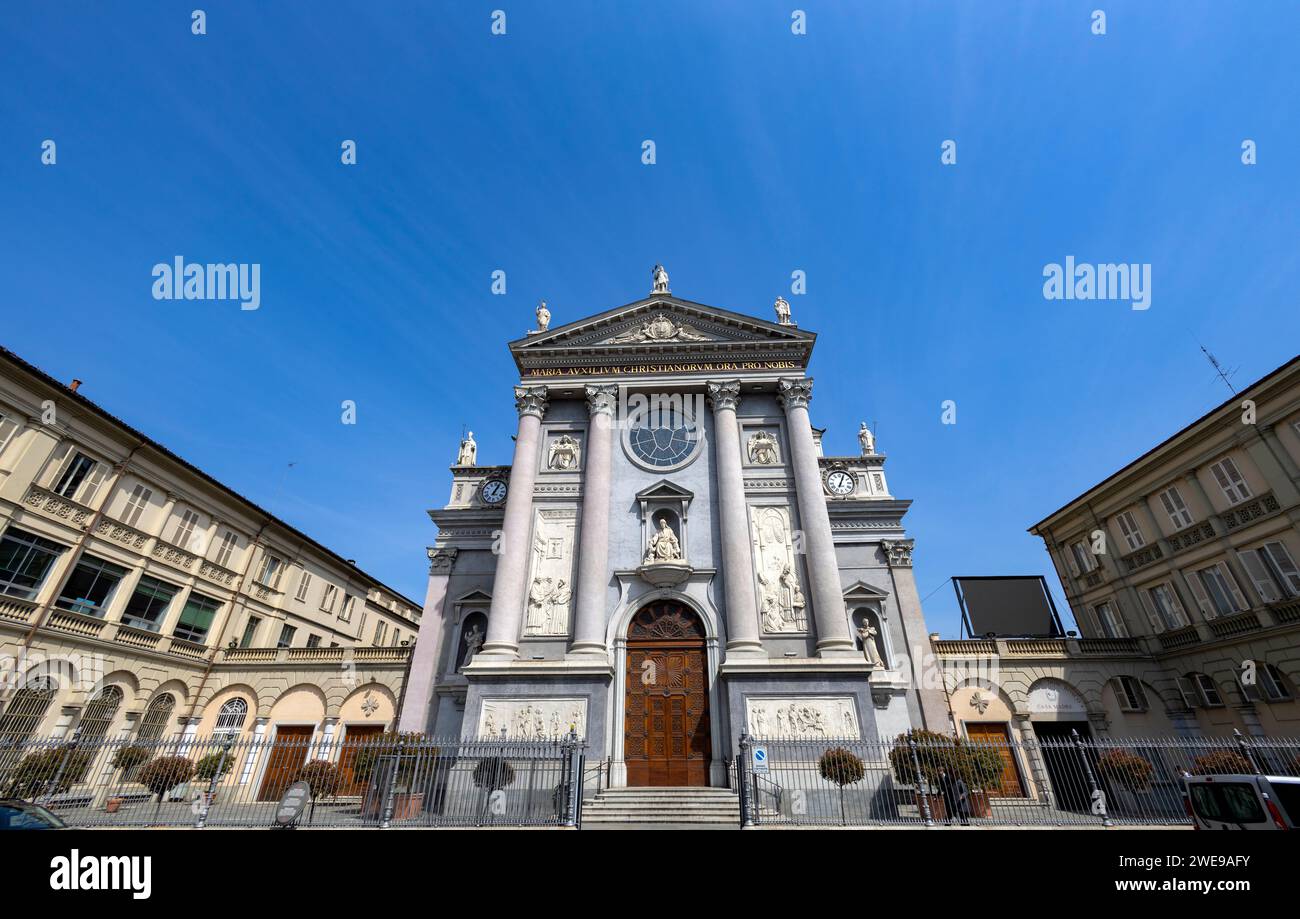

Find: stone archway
[623,600,711,787]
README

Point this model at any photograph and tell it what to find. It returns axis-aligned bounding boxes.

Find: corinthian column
[778,378,855,657]
[569,384,618,658]
[480,385,548,659]
[706,381,763,656]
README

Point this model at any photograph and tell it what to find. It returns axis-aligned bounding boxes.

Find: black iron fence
[0,731,584,828]
[736,731,1300,827]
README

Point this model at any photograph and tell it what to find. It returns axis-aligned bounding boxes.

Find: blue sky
[3,3,1298,636]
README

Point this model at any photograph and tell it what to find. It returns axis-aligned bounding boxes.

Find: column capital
[427,546,459,575]
[777,377,813,411]
[705,380,741,412]
[584,384,618,416]
[880,539,914,568]
[513,385,549,419]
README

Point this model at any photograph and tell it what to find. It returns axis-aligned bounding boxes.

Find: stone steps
[582,786,741,825]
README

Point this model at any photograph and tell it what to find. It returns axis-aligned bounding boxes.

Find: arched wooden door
[624,601,711,787]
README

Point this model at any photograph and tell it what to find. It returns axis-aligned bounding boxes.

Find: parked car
[1183,774,1299,830]
[0,798,68,830]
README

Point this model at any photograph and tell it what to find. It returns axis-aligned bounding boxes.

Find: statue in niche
[456,431,477,466]
[644,516,682,562]
[747,430,779,465]
[535,300,551,331]
[547,434,580,470]
[774,295,792,325]
[459,623,484,671]
[857,617,884,669]
[858,422,875,456]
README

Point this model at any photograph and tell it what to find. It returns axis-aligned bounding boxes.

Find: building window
[213,698,248,740]
[78,685,124,741]
[1209,457,1252,505]
[0,413,19,457]
[1158,486,1194,530]
[1192,563,1249,618]
[173,592,221,644]
[1067,540,1096,575]
[171,509,201,550]
[119,575,178,632]
[214,530,237,568]
[295,571,312,602]
[1115,511,1145,552]
[55,554,128,618]
[1116,676,1148,712]
[338,593,353,621]
[1175,676,1200,710]
[320,583,337,612]
[53,452,95,499]
[1142,583,1188,632]
[305,633,321,649]
[137,693,176,742]
[1191,673,1224,708]
[391,629,401,646]
[373,621,388,645]
[239,616,261,648]
[0,527,66,600]
[1258,664,1292,702]
[258,553,284,589]
[0,676,58,742]
[122,484,153,528]
[1093,601,1126,638]
[1238,542,1300,602]
[276,624,296,648]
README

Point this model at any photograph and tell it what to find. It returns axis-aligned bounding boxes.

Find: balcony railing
[1167,521,1215,555]
[1269,598,1300,625]
[1207,611,1261,639]
[1157,625,1200,651]
[1121,542,1164,573]
[0,595,39,624]
[1220,492,1282,531]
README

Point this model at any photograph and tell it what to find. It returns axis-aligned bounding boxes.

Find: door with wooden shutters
[624,602,710,787]
[257,724,314,801]
[964,722,1025,797]
[337,725,383,796]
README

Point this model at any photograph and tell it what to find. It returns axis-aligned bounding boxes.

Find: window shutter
[1063,547,1080,578]
[1175,676,1199,709]
[1238,549,1281,603]
[1218,563,1250,612]
[1264,542,1300,596]
[1185,574,1215,619]
[1236,671,1261,703]
[1163,584,1189,628]
[1138,590,1164,633]
[42,442,72,488]
[78,463,107,505]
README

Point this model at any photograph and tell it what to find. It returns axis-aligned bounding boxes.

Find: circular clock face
[481,479,508,506]
[826,470,855,496]
[626,403,701,470]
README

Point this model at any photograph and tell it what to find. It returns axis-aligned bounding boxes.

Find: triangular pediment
[509,295,815,378]
[636,480,694,502]
[843,580,891,602]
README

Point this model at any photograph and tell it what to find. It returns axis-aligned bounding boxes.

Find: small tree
[1190,750,1253,776]
[951,742,1006,792]
[294,760,341,799]
[888,729,954,787]
[350,732,432,791]
[110,745,151,776]
[135,755,195,825]
[5,746,93,798]
[1097,749,1155,792]
[819,747,865,826]
[473,756,516,823]
[194,750,236,783]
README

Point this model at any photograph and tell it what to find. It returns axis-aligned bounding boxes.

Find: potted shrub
[135,755,195,825]
[193,749,237,805]
[1097,749,1155,792]
[352,732,435,819]
[1190,750,1253,776]
[818,747,865,826]
[4,745,93,799]
[888,729,955,820]
[110,744,151,777]
[950,742,1005,817]
[472,756,516,824]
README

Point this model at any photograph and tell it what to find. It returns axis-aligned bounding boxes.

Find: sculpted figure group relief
[751,506,807,633]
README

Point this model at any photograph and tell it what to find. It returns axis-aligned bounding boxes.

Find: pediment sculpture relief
[605,313,710,344]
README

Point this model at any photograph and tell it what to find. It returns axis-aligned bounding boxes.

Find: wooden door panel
[624,602,710,787]
[257,724,313,801]
[337,725,383,796]
[965,722,1025,797]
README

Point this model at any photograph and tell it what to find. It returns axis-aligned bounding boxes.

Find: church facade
[400,269,949,786]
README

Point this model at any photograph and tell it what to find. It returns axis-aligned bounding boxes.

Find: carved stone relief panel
[524,507,577,636]
[543,431,582,472]
[478,698,587,740]
[749,505,808,633]
[745,696,860,739]
[745,429,781,466]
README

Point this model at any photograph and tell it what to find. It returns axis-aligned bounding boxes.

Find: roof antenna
[1199,344,1238,394]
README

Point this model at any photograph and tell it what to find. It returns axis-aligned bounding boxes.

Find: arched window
[0,676,57,742]
[213,698,249,740]
[1259,664,1293,702]
[851,607,889,668]
[137,693,176,742]
[78,685,124,740]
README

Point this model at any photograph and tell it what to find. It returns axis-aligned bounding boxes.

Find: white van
[1183,774,1299,830]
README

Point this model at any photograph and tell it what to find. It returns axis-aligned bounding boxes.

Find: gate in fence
[736,731,1300,827]
[0,731,585,828]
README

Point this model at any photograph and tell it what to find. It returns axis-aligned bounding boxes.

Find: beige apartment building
[0,346,420,772]
[935,355,1300,772]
